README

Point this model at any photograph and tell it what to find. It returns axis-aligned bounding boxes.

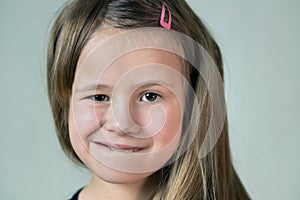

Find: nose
[99,101,141,135]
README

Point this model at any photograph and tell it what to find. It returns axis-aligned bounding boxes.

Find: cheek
[69,110,103,172]
[69,102,101,140]
[68,102,103,161]
[68,107,89,162]
[152,103,182,148]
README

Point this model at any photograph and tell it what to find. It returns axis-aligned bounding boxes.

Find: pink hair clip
[160,2,172,29]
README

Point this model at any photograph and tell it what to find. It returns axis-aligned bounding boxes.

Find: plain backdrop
[0,0,299,199]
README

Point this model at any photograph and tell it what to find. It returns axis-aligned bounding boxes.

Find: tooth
[107,146,135,153]
[124,149,134,153]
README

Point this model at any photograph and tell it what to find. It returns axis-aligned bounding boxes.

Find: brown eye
[140,92,161,102]
[90,94,110,102]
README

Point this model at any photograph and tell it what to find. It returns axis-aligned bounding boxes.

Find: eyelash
[88,91,162,103]
[140,92,162,102]
[89,94,110,102]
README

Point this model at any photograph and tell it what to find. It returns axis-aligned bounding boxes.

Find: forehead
[73,27,187,93]
[77,26,183,74]
[77,26,122,68]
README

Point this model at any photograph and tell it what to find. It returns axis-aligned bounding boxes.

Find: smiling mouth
[96,142,144,153]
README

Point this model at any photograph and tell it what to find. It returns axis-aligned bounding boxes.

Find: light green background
[0,0,299,199]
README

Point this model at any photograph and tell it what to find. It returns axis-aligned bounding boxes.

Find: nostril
[101,115,140,136]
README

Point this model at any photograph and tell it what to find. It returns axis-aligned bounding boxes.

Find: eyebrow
[136,82,173,89]
[75,84,112,93]
[75,80,177,93]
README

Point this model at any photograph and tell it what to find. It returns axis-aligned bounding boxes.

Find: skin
[68,27,186,200]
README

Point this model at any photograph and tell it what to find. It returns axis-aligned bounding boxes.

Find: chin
[87,155,154,184]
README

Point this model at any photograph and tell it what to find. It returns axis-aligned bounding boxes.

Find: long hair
[47,0,250,199]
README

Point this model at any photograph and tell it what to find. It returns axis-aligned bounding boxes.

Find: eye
[140,92,161,102]
[90,94,110,102]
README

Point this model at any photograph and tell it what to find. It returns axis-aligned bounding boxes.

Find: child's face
[68,28,186,184]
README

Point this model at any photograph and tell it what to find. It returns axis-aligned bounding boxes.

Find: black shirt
[69,188,83,200]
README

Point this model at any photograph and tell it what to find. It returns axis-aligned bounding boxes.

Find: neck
[80,173,154,200]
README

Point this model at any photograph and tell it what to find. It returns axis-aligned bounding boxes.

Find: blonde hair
[47,0,250,199]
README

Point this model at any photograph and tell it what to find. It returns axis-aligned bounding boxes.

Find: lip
[94,142,146,153]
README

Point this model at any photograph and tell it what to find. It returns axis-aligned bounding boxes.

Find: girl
[47,0,250,199]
